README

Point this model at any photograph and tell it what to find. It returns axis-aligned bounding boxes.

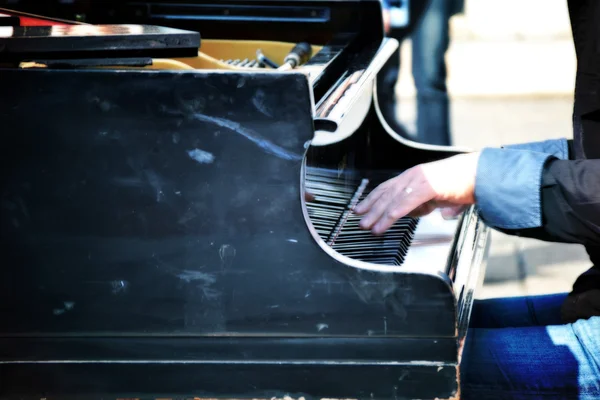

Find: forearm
[474,139,600,246]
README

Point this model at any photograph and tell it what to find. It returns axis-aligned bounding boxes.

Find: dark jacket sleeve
[502,156,600,309]
[543,156,600,320]
[500,158,600,247]
[495,135,600,249]
[535,158,600,248]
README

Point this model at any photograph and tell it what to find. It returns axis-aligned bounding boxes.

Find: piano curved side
[0,64,463,339]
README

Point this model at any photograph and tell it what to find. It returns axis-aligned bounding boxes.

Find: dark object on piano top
[283,41,313,68]
[0,24,200,62]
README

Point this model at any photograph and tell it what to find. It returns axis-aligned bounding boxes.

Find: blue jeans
[461,293,600,399]
[377,0,452,145]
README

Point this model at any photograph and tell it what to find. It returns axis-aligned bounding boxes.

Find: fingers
[371,205,409,234]
[370,184,434,234]
[359,189,395,232]
[440,205,467,220]
[356,172,436,235]
[353,180,391,215]
[407,201,437,218]
[349,154,480,235]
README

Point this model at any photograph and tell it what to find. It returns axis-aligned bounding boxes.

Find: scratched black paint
[0,68,456,337]
[0,1,485,399]
[0,66,472,399]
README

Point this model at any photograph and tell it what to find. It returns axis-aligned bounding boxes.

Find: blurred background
[387,0,590,299]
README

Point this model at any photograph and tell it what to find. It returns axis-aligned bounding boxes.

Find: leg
[470,293,567,329]
[460,316,600,399]
[411,0,452,146]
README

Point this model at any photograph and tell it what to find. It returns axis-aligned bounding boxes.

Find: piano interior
[0,1,491,399]
[8,26,324,71]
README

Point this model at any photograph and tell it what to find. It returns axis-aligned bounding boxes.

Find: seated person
[355,1,600,398]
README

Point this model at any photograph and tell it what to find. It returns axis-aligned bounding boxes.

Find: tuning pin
[256,49,279,69]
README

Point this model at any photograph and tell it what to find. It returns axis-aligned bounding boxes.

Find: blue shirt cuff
[475,148,554,230]
[501,138,569,160]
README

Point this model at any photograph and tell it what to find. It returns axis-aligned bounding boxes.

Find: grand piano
[0,1,491,399]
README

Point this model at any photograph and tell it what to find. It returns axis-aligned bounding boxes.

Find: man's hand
[353,152,481,235]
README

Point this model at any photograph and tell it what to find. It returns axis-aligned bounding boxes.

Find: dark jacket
[515,0,600,322]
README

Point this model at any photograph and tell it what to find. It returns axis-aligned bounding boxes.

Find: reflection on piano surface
[0,1,490,399]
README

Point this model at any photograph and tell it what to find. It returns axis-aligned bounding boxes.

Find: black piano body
[0,1,490,399]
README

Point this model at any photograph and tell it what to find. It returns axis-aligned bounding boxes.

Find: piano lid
[0,0,402,45]
[0,24,201,62]
[0,0,388,21]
